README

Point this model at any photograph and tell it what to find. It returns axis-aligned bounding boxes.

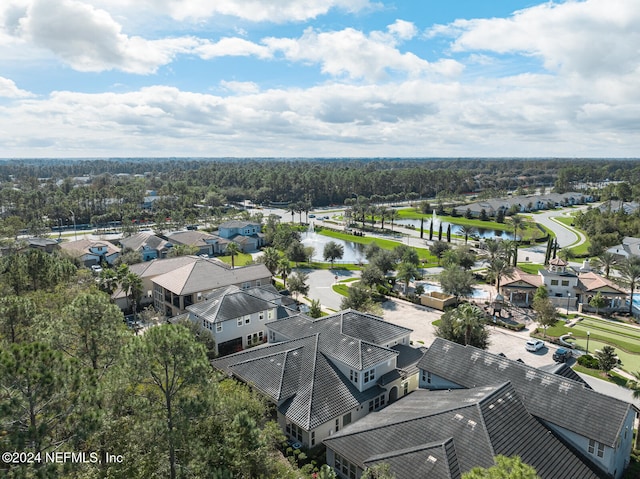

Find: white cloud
[89,0,374,23]
[195,37,271,60]
[434,0,640,79]
[264,22,453,82]
[0,76,34,98]
[0,0,201,73]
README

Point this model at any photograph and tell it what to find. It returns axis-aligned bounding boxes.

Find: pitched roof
[324,384,604,479]
[500,268,541,288]
[187,285,277,323]
[152,259,271,295]
[59,238,120,257]
[212,334,384,430]
[120,232,169,252]
[129,255,200,278]
[219,220,261,229]
[417,338,635,447]
[266,309,409,370]
[165,230,223,247]
[578,271,626,294]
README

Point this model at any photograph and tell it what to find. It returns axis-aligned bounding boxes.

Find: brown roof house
[60,238,120,266]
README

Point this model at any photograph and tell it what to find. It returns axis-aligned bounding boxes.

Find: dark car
[553,348,572,363]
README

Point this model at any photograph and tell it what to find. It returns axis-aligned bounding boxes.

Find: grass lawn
[332,284,350,297]
[317,228,438,265]
[573,365,630,387]
[218,252,253,266]
[517,263,545,274]
[395,208,548,242]
[543,316,640,373]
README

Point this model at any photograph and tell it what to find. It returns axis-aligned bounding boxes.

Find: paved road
[302,268,360,311]
[529,205,589,248]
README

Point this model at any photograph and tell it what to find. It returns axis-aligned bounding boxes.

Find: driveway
[302,268,360,311]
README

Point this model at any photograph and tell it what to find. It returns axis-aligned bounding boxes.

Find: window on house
[561,280,569,286]
[343,413,352,426]
[349,370,359,383]
[403,382,409,395]
[269,331,276,342]
[597,442,604,458]
[256,279,261,286]
[242,282,251,290]
[364,368,375,383]
[247,335,252,345]
[196,292,202,301]
[551,279,559,286]
[335,418,340,432]
[245,315,251,324]
[268,310,274,320]
[259,311,265,321]
[216,323,223,333]
[237,318,243,327]
[311,431,315,447]
[258,331,264,342]
[421,371,432,384]
[335,453,357,479]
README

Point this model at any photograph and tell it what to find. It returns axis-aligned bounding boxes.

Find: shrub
[577,354,599,369]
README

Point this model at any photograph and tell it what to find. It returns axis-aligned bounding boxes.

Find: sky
[0,0,639,159]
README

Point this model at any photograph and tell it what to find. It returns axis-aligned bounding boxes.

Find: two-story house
[324,383,605,479]
[60,238,120,266]
[212,310,424,448]
[165,230,229,257]
[151,257,271,316]
[410,338,637,479]
[120,231,171,261]
[217,220,264,251]
[186,284,292,356]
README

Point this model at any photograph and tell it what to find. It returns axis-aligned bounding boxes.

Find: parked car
[553,347,573,363]
[525,339,544,352]
[91,264,103,274]
[308,214,316,218]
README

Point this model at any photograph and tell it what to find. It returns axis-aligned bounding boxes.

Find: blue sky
[0,0,638,158]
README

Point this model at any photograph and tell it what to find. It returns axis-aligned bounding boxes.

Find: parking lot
[381,298,565,368]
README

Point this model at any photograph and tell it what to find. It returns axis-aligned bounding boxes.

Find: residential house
[26,237,60,253]
[413,338,637,479]
[60,238,120,266]
[324,383,605,479]
[119,232,171,261]
[165,230,229,256]
[186,284,293,356]
[598,201,640,216]
[500,258,627,313]
[607,237,640,260]
[218,220,264,251]
[152,258,271,316]
[463,192,593,218]
[212,310,424,449]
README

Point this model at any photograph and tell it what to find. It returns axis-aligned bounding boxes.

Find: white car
[91,264,103,274]
[525,339,544,352]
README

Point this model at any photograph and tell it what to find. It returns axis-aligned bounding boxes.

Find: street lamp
[70,210,77,241]
[566,292,571,315]
[586,331,590,355]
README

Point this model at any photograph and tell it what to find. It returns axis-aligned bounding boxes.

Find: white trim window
[216,322,223,333]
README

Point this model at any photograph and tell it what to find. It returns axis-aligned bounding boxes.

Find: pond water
[395,217,515,240]
[418,282,490,300]
[301,225,368,263]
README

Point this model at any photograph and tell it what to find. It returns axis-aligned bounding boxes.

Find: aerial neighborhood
[3,158,640,479]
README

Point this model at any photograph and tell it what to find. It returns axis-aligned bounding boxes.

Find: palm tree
[485,257,515,293]
[226,242,240,269]
[388,209,399,232]
[483,238,503,262]
[396,262,419,294]
[451,303,485,346]
[511,214,523,241]
[594,252,617,278]
[261,247,280,275]
[378,206,389,230]
[457,225,476,245]
[617,256,640,314]
[277,258,292,288]
[121,271,143,319]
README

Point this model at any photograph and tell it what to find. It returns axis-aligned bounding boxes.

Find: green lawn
[542,316,640,373]
[218,252,253,266]
[332,284,350,297]
[517,263,545,274]
[317,228,438,265]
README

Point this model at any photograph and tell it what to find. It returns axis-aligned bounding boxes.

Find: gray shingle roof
[266,309,405,370]
[324,384,604,479]
[417,338,634,447]
[187,285,275,323]
[165,230,221,247]
[212,334,385,430]
[120,232,169,252]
